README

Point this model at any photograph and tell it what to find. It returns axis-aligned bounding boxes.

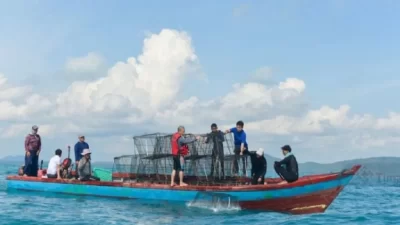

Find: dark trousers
[274,164,298,183]
[24,150,38,176]
[251,172,265,185]
[210,148,224,177]
[233,147,246,175]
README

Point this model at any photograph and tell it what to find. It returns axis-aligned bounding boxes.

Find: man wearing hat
[74,135,89,176]
[78,149,99,181]
[24,125,41,176]
[245,148,267,185]
[274,145,299,184]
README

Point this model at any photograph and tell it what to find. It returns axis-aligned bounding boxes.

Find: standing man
[74,135,89,176]
[205,123,225,178]
[24,125,41,176]
[171,126,200,186]
[225,120,248,176]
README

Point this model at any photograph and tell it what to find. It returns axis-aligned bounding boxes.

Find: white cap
[256,148,264,156]
[81,149,91,155]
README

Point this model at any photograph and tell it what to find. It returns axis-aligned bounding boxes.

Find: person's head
[81,149,91,159]
[256,148,264,158]
[55,149,62,157]
[79,135,85,142]
[211,123,218,132]
[281,145,291,156]
[236,121,244,132]
[32,125,39,134]
[177,125,185,135]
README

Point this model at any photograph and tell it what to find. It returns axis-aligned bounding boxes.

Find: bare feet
[179,182,188,186]
[278,181,287,185]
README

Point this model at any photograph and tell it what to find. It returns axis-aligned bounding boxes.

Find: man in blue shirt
[74,135,89,176]
[225,120,248,176]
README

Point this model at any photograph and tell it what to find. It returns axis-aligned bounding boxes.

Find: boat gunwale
[6,164,361,192]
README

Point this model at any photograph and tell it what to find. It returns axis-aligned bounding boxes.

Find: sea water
[0,163,399,225]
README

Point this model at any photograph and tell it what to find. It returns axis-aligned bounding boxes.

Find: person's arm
[24,135,30,152]
[225,127,234,133]
[204,133,210,144]
[218,131,225,142]
[240,132,246,153]
[275,156,290,167]
[178,136,197,144]
[56,164,61,179]
[36,135,41,155]
[38,135,41,151]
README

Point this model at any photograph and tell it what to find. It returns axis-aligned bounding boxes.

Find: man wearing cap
[24,125,42,176]
[274,145,299,184]
[245,148,267,185]
[74,135,89,176]
[78,149,100,181]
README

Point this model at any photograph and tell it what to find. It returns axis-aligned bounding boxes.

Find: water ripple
[0,165,398,224]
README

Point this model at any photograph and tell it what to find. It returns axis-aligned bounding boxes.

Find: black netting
[112,132,252,185]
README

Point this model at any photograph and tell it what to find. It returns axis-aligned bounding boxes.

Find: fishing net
[112,132,252,185]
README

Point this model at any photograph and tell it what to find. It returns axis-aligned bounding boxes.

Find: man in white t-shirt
[47,149,62,179]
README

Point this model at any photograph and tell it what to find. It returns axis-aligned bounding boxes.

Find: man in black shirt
[205,123,225,178]
[247,148,267,185]
[274,145,299,184]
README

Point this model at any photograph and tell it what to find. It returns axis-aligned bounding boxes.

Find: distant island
[1,154,397,176]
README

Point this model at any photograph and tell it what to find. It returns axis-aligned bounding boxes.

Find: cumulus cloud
[65,52,105,73]
[1,28,400,162]
[0,74,32,100]
[56,29,198,121]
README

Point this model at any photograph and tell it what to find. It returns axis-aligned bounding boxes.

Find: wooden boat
[6,164,361,215]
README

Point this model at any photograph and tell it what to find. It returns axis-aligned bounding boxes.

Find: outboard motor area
[187,192,240,212]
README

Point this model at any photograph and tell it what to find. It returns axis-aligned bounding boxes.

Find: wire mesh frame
[112,132,252,185]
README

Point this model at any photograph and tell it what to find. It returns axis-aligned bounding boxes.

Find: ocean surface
[0,163,398,225]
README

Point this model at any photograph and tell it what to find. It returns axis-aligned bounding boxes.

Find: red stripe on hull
[239,186,344,215]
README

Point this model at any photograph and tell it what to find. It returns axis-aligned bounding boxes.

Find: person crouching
[247,148,267,185]
[274,145,299,184]
[78,149,100,181]
[47,149,62,179]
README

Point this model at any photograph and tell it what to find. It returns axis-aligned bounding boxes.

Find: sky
[0,0,400,163]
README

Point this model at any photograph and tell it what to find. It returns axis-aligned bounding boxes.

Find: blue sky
[0,1,400,163]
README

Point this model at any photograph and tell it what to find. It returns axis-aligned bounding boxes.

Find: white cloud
[65,52,105,73]
[1,28,400,162]
[0,123,56,139]
[56,29,198,121]
[0,74,32,100]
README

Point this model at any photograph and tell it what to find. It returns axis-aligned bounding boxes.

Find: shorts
[173,156,183,171]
